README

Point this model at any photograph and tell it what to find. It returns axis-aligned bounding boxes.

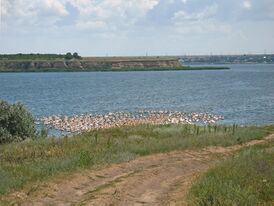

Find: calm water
[0,64,274,125]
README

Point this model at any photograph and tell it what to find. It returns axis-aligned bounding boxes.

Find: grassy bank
[0,124,270,196]
[182,66,230,70]
[188,141,274,206]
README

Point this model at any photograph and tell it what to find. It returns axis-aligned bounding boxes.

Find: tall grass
[0,124,270,195]
[188,143,274,206]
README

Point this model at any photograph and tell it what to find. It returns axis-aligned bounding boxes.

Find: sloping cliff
[0,58,181,72]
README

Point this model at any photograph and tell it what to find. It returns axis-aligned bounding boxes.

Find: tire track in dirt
[3,134,274,206]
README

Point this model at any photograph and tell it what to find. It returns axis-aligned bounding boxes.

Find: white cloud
[13,0,68,17]
[174,19,231,34]
[172,4,231,34]
[243,1,252,10]
[173,3,218,21]
[70,0,160,31]
[2,0,159,32]
[72,0,159,20]
[43,0,68,16]
[2,0,274,38]
[76,20,107,30]
[1,0,11,17]
[0,0,69,29]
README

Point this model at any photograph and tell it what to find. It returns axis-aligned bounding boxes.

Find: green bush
[0,127,13,144]
[0,100,36,144]
[65,52,82,60]
[65,52,73,60]
[73,52,82,60]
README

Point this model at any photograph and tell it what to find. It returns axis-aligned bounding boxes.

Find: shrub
[64,52,82,60]
[0,100,36,144]
[0,127,13,144]
[65,52,73,60]
[73,52,82,59]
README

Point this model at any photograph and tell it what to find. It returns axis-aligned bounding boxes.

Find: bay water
[0,64,273,126]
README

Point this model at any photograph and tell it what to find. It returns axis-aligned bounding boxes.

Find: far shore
[0,55,230,72]
[0,66,230,73]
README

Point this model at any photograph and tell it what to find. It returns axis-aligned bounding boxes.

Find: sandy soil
[3,134,274,206]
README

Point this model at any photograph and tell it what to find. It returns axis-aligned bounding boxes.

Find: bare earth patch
[2,134,274,206]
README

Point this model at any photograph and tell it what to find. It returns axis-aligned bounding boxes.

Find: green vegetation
[0,124,270,195]
[0,53,82,61]
[0,54,65,61]
[181,66,230,70]
[64,52,73,60]
[65,52,82,60]
[0,54,229,72]
[0,101,36,144]
[73,52,82,60]
[188,142,274,206]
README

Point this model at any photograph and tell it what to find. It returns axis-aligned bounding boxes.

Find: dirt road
[4,134,274,206]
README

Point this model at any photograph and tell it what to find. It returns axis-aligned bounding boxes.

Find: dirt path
[4,134,274,206]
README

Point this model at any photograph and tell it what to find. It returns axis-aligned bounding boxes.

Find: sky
[0,0,274,56]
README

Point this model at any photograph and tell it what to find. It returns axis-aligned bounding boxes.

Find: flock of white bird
[38,111,224,133]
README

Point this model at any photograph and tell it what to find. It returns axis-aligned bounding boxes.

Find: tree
[65,52,73,60]
[73,52,82,60]
[73,52,79,59]
[0,100,36,144]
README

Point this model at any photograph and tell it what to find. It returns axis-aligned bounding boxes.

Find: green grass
[0,124,270,196]
[182,66,230,70]
[188,142,274,206]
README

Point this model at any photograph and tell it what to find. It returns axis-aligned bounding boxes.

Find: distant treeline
[0,52,81,61]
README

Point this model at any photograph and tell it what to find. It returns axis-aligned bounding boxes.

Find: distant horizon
[1,53,274,57]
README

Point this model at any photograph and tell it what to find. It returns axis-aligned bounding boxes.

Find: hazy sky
[0,0,274,56]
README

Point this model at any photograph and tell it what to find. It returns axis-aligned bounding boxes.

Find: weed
[188,143,274,206]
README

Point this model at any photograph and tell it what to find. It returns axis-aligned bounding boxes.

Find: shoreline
[0,66,230,73]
